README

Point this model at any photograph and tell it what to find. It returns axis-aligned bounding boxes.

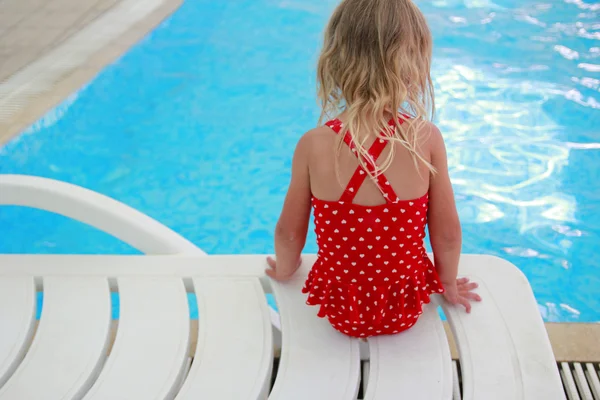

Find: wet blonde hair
[317,0,436,179]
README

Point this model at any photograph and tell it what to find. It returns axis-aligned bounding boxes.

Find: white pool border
[0,0,169,124]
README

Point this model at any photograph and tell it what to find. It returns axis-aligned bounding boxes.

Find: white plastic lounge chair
[0,174,203,255]
[0,174,566,399]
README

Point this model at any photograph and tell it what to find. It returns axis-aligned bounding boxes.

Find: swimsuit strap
[325,118,400,203]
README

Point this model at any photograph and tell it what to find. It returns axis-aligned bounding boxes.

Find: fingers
[443,292,459,305]
[265,268,294,282]
[444,293,472,312]
[457,280,481,302]
[443,277,482,313]
[265,267,286,281]
[265,258,278,281]
[265,268,276,279]
[458,281,479,292]
[456,291,482,313]
[458,296,472,313]
[463,291,482,302]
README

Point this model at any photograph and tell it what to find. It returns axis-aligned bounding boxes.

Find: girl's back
[307,119,432,206]
[266,0,481,338]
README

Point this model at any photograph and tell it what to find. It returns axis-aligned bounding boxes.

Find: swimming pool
[0,0,598,322]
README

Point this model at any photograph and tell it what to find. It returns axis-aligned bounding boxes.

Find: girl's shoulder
[419,120,443,142]
[296,124,340,152]
[403,119,444,161]
[408,119,442,146]
[303,123,339,139]
[290,125,338,168]
[417,121,446,159]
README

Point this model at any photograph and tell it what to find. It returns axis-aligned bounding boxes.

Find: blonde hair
[317,0,436,180]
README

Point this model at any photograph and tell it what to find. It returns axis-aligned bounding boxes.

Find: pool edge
[0,0,184,147]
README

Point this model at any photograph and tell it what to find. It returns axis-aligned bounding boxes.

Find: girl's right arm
[427,124,480,312]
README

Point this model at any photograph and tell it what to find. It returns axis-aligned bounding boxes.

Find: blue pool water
[1,0,599,322]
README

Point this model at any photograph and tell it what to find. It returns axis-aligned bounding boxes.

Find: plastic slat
[0,277,36,387]
[443,255,565,400]
[561,363,581,400]
[585,364,600,400]
[270,261,361,400]
[175,278,272,400]
[0,277,111,400]
[84,277,190,400]
[573,363,593,400]
[365,303,452,399]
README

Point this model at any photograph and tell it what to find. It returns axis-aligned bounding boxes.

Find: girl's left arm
[266,135,312,281]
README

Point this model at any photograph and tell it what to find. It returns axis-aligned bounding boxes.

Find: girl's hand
[265,256,302,282]
[442,277,481,313]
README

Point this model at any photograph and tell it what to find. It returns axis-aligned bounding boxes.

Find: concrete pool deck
[0,0,182,145]
[0,0,599,363]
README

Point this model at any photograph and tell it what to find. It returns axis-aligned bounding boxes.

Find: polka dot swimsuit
[302,117,445,338]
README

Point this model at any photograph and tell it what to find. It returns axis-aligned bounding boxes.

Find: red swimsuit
[302,117,445,338]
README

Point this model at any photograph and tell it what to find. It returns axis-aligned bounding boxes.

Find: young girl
[266,0,481,337]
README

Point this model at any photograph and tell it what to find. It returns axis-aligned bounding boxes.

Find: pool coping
[0,0,184,146]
